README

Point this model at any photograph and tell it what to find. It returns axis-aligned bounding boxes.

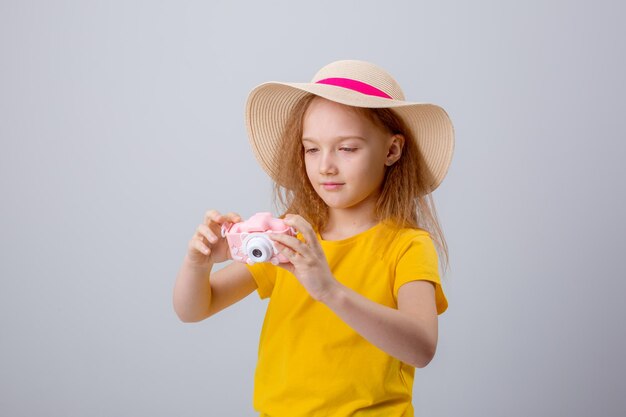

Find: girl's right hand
[186,210,242,267]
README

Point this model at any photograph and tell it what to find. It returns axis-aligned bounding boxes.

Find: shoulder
[394,226,432,244]
[383,225,447,314]
[376,223,435,262]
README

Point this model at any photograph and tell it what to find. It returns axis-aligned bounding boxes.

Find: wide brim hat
[245,59,455,194]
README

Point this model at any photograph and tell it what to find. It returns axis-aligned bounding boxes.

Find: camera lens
[244,235,273,264]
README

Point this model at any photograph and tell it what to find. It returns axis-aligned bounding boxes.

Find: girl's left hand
[269,214,338,302]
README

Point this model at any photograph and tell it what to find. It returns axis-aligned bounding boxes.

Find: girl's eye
[304,147,357,154]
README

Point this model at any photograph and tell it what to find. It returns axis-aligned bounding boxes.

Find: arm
[173,210,258,322]
[173,255,214,322]
[174,258,258,322]
[268,214,439,368]
[319,279,438,368]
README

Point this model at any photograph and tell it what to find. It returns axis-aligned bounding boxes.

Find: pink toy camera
[220,212,296,265]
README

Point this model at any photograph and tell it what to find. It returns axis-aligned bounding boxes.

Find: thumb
[275,262,295,275]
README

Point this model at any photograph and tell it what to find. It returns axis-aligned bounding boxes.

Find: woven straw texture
[245,60,455,194]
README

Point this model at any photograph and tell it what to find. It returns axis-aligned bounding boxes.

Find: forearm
[320,282,437,368]
[173,255,214,322]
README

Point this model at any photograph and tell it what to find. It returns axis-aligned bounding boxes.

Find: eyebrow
[301,136,367,144]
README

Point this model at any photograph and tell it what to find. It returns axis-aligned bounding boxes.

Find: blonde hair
[271,93,450,276]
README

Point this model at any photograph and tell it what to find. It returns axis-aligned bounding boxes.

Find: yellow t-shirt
[245,221,447,417]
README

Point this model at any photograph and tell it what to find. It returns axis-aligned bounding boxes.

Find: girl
[173,60,455,417]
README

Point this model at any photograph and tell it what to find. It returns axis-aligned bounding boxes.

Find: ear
[385,134,405,166]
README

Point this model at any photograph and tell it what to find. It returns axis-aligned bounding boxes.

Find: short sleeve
[394,233,448,315]
[245,261,277,299]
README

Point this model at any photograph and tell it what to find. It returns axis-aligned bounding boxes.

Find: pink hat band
[315,77,393,99]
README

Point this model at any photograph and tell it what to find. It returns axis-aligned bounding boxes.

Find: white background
[1,1,625,416]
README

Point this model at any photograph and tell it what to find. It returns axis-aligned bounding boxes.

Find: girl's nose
[319,151,338,175]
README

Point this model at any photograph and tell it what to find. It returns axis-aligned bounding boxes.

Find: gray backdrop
[1,0,625,416]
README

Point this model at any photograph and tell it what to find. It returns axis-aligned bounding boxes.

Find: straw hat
[245,59,455,194]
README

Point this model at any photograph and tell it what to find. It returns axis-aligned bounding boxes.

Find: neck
[322,193,379,239]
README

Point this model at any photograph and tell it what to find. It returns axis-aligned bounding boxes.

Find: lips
[321,182,344,190]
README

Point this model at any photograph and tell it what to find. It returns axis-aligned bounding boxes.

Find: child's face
[301,97,395,213]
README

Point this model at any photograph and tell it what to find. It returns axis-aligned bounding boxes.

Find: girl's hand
[269,214,339,302]
[186,209,242,267]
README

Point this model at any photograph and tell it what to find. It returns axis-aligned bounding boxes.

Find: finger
[284,215,317,243]
[197,224,219,244]
[282,215,320,253]
[274,260,295,274]
[204,209,225,225]
[270,233,300,246]
[271,233,311,258]
[274,240,299,260]
[204,210,234,239]
[224,212,242,223]
[192,236,211,255]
